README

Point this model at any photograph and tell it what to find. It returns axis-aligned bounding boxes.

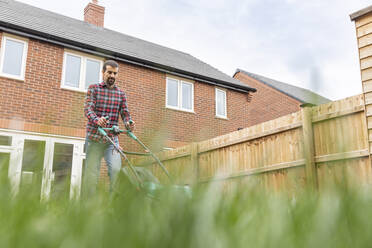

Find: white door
[48,138,84,200]
[19,137,49,199]
[0,131,85,199]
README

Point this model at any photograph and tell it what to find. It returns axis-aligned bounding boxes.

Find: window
[215,88,227,118]
[61,51,103,92]
[0,153,10,182]
[0,136,11,146]
[0,34,28,80]
[51,143,73,199]
[166,77,194,112]
[20,140,45,193]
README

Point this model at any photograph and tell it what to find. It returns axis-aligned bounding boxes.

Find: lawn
[0,166,371,248]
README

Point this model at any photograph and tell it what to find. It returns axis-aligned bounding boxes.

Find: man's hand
[97,117,109,127]
[125,120,135,132]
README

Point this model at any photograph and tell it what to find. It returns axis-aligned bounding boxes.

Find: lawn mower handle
[99,125,137,139]
[97,125,174,183]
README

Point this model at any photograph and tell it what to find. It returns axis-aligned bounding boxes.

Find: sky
[16,0,372,100]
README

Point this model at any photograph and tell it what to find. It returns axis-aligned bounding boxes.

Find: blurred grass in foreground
[1,166,372,248]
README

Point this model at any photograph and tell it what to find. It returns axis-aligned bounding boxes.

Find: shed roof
[350,5,372,21]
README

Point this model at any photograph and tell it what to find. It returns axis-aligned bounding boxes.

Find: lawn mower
[98,121,191,199]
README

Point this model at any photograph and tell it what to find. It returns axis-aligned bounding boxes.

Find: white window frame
[166,77,194,112]
[61,50,103,93]
[0,33,28,81]
[215,88,227,119]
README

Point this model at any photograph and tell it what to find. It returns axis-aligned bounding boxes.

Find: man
[83,60,135,196]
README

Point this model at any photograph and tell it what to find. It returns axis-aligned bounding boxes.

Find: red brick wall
[0,32,252,151]
[0,33,86,132]
[234,71,302,126]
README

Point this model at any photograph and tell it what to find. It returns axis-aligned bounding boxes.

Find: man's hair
[103,60,119,72]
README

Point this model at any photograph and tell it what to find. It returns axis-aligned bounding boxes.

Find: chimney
[84,0,105,27]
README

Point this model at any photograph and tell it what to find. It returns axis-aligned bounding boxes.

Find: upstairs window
[61,51,103,92]
[215,88,227,118]
[166,77,194,112]
[0,34,28,80]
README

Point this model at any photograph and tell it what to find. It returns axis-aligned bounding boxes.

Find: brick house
[234,69,330,126]
[0,0,256,197]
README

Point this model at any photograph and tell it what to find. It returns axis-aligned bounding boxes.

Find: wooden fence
[131,94,372,192]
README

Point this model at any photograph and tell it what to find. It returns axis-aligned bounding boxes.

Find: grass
[1,165,372,248]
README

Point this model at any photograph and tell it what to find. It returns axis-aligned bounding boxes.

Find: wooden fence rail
[131,94,372,191]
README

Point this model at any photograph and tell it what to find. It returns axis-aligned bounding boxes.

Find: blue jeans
[82,137,122,196]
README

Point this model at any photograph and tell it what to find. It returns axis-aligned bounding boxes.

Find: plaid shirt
[84,82,132,143]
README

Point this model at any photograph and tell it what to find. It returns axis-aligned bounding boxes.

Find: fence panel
[131,94,372,191]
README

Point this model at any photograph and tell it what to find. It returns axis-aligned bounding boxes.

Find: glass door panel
[20,140,45,196]
[0,135,12,146]
[50,143,73,199]
[0,153,10,184]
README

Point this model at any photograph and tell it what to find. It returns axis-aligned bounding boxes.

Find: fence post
[190,142,199,184]
[301,104,318,190]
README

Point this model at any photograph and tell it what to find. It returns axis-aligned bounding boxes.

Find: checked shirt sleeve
[84,85,99,125]
[120,91,132,123]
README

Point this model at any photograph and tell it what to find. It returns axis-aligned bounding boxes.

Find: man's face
[102,65,119,87]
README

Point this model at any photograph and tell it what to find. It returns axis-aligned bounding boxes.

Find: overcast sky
[17,0,372,100]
